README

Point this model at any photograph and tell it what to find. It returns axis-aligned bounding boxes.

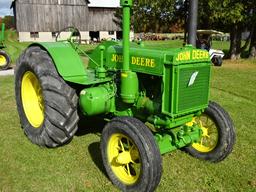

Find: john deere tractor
[15,0,235,191]
[0,23,11,70]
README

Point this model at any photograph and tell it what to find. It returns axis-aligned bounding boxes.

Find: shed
[11,0,129,42]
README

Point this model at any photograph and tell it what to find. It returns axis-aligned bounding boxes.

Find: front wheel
[212,56,222,67]
[0,50,11,70]
[101,117,162,192]
[184,101,236,162]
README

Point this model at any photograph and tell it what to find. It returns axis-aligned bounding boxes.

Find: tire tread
[15,46,79,148]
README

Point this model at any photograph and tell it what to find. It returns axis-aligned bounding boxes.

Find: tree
[249,5,256,58]
[249,26,256,58]
[115,0,176,33]
[1,16,15,29]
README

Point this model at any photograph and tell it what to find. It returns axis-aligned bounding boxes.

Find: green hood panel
[89,42,211,76]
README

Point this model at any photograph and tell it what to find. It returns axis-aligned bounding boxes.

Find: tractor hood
[89,41,211,76]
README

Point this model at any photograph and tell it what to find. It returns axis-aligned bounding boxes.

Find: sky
[88,0,120,7]
[0,0,13,17]
[0,0,120,17]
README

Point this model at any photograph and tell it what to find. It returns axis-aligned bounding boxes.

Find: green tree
[2,16,15,29]
[248,2,256,58]
[115,0,176,33]
[197,0,256,59]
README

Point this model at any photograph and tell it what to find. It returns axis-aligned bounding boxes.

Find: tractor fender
[29,42,87,84]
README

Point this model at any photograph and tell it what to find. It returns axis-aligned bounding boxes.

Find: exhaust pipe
[187,0,198,46]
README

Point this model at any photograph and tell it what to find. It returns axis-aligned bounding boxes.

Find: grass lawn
[0,32,256,191]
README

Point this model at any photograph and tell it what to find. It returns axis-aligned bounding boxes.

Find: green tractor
[15,0,235,191]
[0,23,11,70]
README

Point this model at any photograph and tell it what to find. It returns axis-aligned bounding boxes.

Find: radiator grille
[177,65,210,113]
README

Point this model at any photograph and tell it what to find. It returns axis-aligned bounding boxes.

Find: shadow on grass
[76,116,108,177]
[76,115,107,136]
[88,142,108,177]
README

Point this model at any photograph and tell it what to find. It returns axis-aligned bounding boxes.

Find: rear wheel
[0,50,11,70]
[185,101,235,162]
[15,46,79,147]
[101,117,162,192]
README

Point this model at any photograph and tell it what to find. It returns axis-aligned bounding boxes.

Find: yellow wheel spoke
[126,164,131,176]
[119,139,125,151]
[108,133,141,185]
[116,145,122,151]
[130,144,135,151]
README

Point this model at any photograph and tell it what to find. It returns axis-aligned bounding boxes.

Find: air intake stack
[120,0,138,104]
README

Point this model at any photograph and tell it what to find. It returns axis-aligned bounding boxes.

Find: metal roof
[88,0,120,8]
[197,30,224,36]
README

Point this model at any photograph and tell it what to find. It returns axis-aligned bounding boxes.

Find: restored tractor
[15,0,235,191]
[0,23,11,70]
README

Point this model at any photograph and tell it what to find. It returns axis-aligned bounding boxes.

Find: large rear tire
[184,101,236,162]
[15,46,79,147]
[0,50,11,70]
[101,117,162,192]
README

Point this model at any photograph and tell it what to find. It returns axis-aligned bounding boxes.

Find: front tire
[15,46,79,147]
[0,50,11,70]
[101,117,162,192]
[185,101,236,162]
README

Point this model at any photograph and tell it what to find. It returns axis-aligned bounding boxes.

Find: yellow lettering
[146,59,151,66]
[111,54,116,62]
[141,58,145,66]
[176,51,191,61]
[132,57,136,64]
[113,55,156,68]
[192,50,197,59]
[135,57,139,65]
[192,50,209,60]
[150,59,155,68]
[111,54,123,62]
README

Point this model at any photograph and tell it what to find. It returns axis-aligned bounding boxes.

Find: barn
[11,0,132,42]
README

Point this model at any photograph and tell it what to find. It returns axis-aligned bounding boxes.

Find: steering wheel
[55,26,81,45]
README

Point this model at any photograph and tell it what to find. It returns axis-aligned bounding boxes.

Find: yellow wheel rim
[0,55,7,66]
[21,71,44,128]
[107,133,141,185]
[192,115,219,153]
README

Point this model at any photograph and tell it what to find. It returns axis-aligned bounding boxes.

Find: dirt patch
[248,179,256,188]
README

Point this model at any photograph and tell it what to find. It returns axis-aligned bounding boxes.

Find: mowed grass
[1,35,256,191]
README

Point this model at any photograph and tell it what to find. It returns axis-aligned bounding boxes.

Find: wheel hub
[21,71,45,128]
[116,151,132,165]
[191,115,218,152]
[108,133,141,185]
[201,126,210,138]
